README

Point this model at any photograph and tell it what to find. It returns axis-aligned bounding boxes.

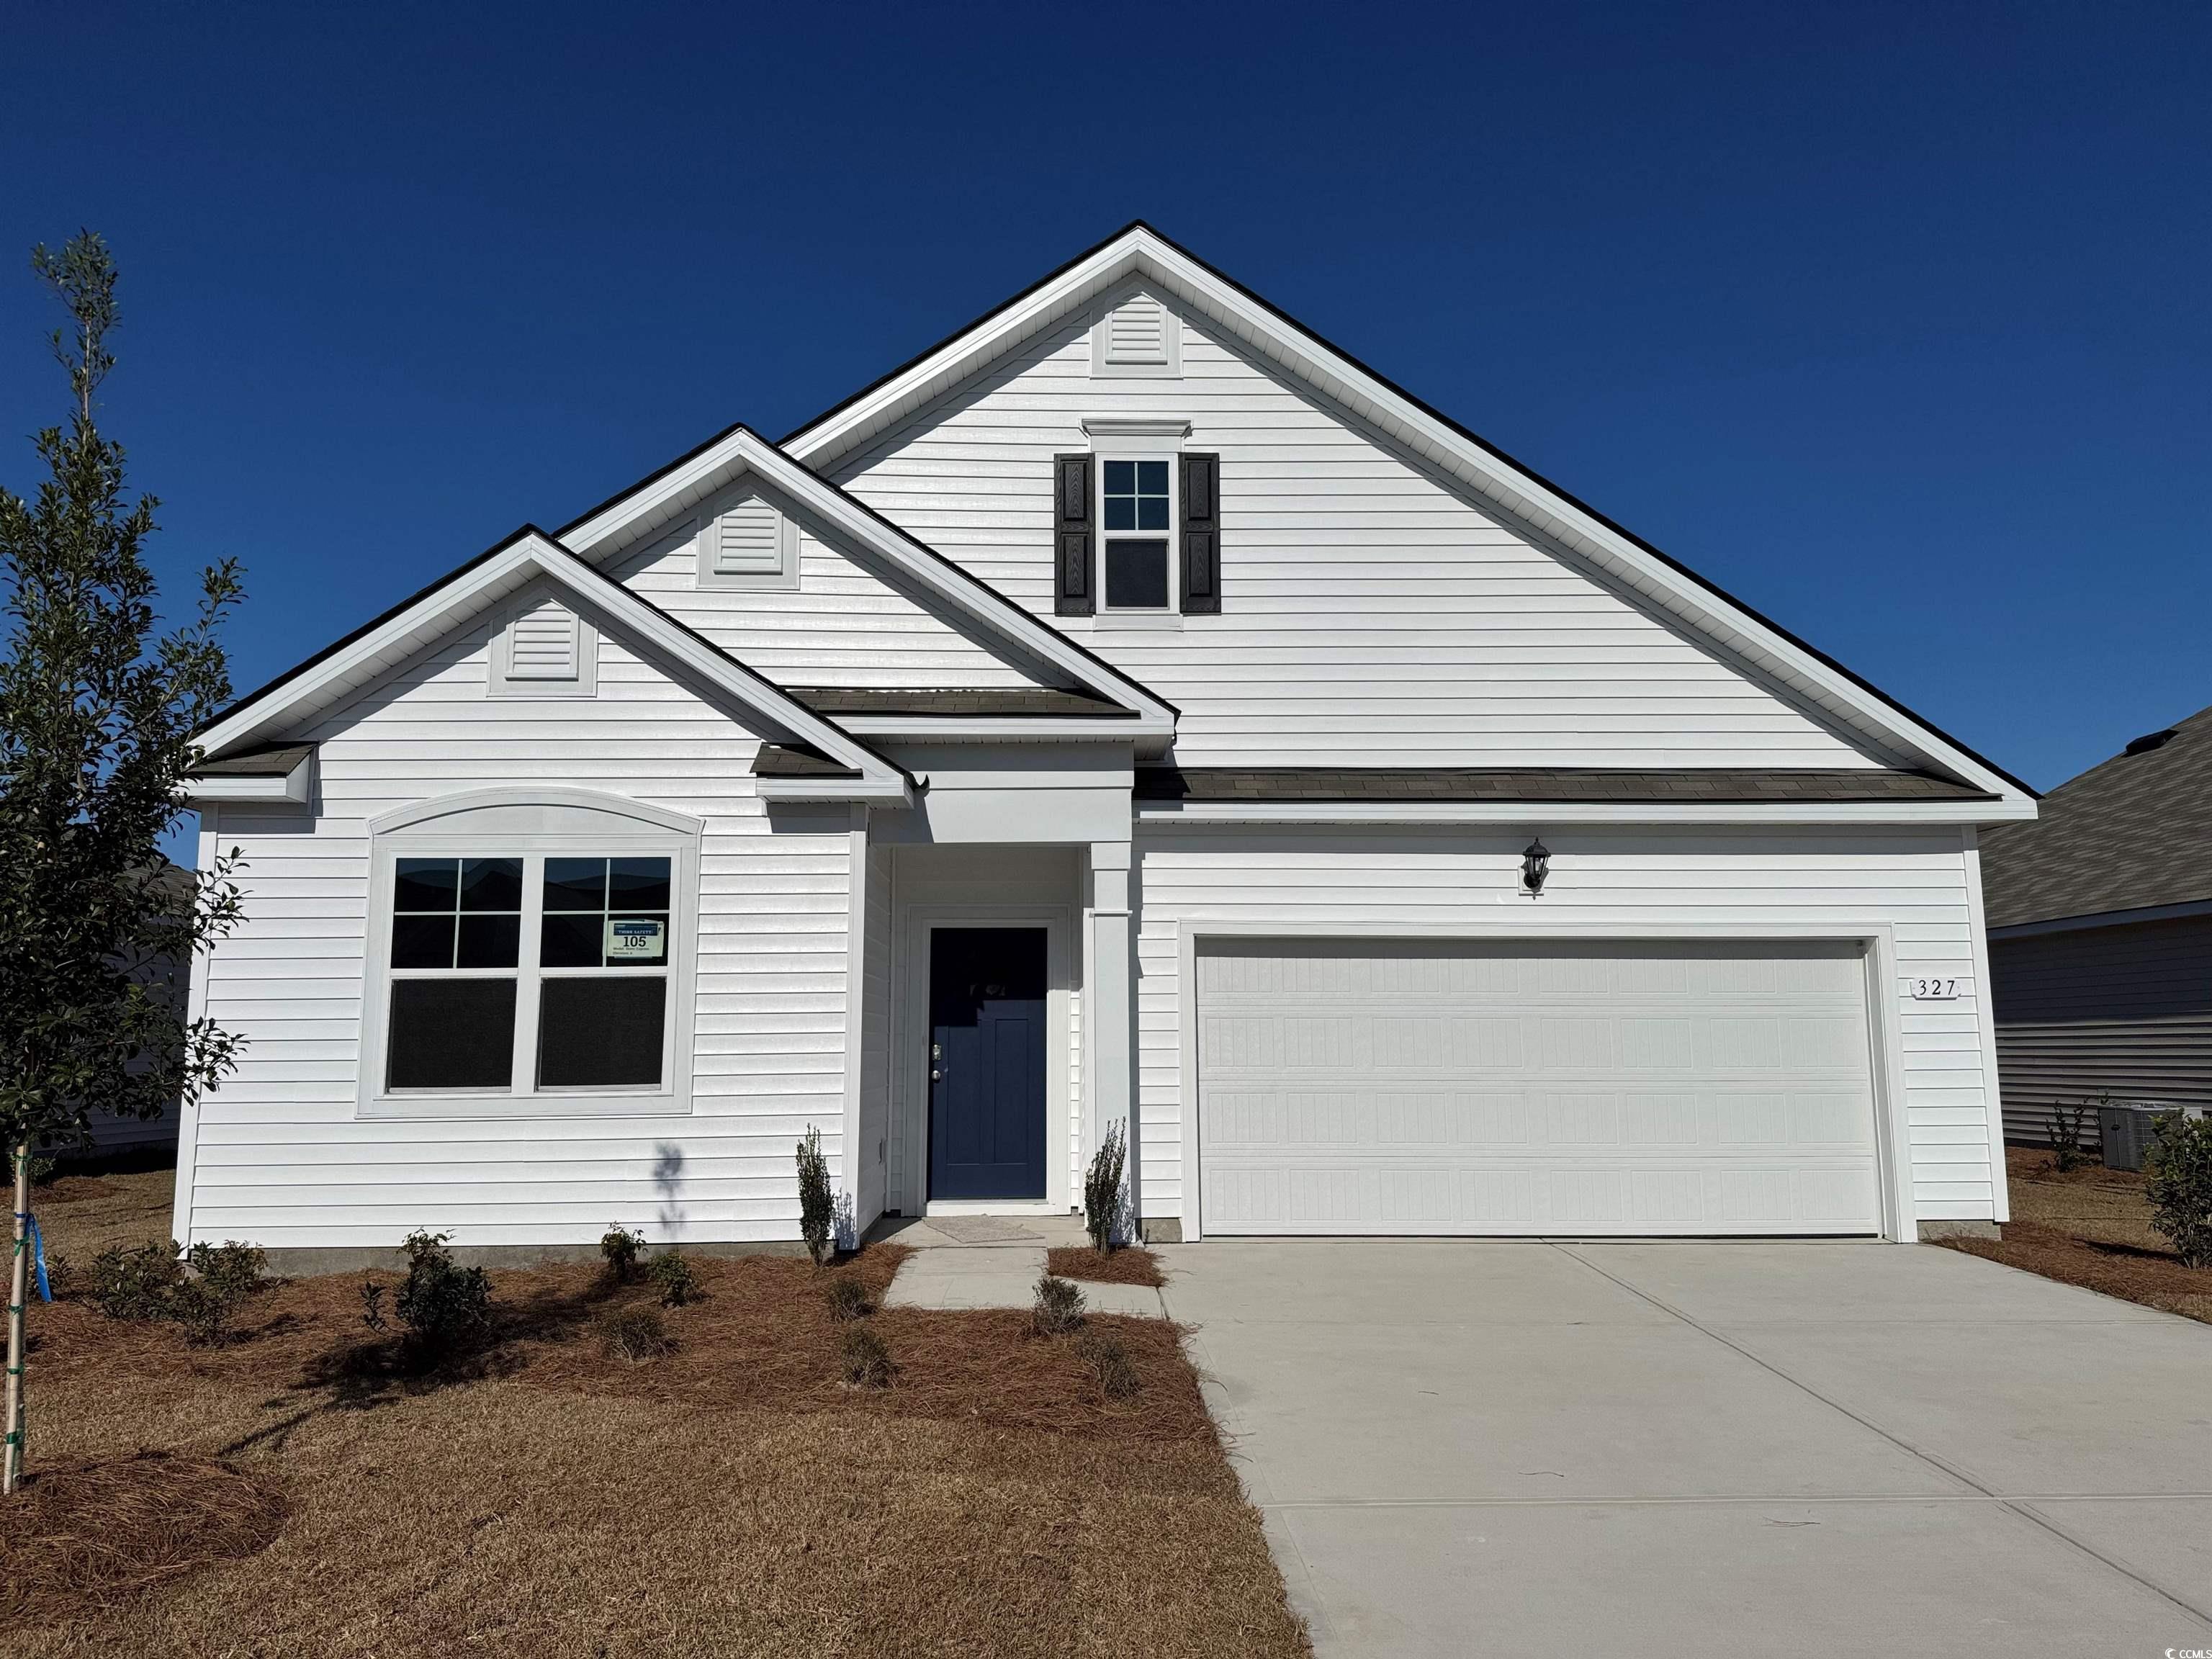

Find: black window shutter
[1179,451,1221,614]
[1053,453,1094,616]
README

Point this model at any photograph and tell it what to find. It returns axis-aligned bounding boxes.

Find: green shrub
[598,1304,673,1362]
[2049,1098,2092,1172]
[822,1273,872,1322]
[188,1240,269,1302]
[1076,1329,1140,1400]
[89,1239,184,1321]
[87,1238,265,1341]
[1031,1273,1084,1338]
[2145,1112,2212,1269]
[840,1323,892,1388]
[360,1231,493,1354]
[600,1225,647,1280]
[23,1154,55,1189]
[1084,1120,1127,1252]
[796,1126,834,1267]
[42,1249,73,1300]
[647,1251,701,1307]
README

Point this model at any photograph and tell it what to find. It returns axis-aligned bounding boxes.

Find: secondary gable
[827,289,1892,770]
[603,473,1043,691]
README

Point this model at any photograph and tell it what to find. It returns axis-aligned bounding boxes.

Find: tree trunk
[4,1143,26,1494]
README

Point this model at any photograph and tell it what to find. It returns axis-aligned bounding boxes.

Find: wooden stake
[4,1143,27,1495]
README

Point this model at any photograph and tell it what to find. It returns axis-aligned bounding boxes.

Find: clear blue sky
[4,1,2206,811]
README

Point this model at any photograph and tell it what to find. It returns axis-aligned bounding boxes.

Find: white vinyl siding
[608,513,1036,690]
[835,303,1886,769]
[181,617,855,1250]
[1132,825,1999,1227]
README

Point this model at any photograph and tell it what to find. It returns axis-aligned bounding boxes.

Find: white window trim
[1089,426,1186,620]
[694,480,801,591]
[358,792,701,1119]
[488,593,598,699]
[1089,287,1182,379]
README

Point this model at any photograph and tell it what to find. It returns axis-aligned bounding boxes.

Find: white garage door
[1195,940,1883,1236]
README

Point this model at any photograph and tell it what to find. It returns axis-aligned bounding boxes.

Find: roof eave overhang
[1135,798,2039,827]
[183,748,316,806]
[194,529,913,801]
[782,223,2031,806]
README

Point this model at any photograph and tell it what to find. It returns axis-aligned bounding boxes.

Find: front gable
[781,225,2033,803]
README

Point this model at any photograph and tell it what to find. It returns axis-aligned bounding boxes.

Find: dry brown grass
[9,1173,1306,1658]
[1047,1246,1166,1288]
[1933,1148,2212,1324]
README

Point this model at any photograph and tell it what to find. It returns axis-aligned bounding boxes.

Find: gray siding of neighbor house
[1992,914,2212,1149]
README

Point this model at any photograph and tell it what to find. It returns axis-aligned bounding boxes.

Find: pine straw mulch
[1046,1246,1167,1287]
[1930,1148,2212,1325]
[0,1451,287,1622]
[6,1241,1306,1658]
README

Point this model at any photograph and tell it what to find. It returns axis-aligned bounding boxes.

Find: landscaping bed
[1932,1148,2212,1324]
[1046,1245,1166,1288]
[6,1171,1305,1658]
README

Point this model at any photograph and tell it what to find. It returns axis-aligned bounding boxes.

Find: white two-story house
[178,224,2035,1264]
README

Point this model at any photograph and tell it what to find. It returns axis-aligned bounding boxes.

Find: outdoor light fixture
[1521,837,1551,896]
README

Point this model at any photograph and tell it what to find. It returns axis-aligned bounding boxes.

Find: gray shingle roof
[1979,703,2212,929]
[187,742,314,777]
[1133,767,1995,804]
[788,687,1130,717]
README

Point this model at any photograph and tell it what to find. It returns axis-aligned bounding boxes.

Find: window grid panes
[382,852,676,1098]
[1102,457,1173,611]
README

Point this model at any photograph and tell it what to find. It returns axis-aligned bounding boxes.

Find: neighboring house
[175,223,2037,1264]
[1979,705,2212,1151]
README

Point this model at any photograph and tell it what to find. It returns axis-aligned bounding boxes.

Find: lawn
[1932,1146,2212,1324]
[6,1171,1307,1658]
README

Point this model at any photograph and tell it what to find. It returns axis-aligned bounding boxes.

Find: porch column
[1087,840,1136,1228]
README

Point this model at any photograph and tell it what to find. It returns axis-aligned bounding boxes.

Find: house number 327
[1910,978,1961,1001]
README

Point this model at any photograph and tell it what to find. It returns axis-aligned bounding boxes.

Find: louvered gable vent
[506,602,580,680]
[714,497,783,575]
[1105,296,1169,364]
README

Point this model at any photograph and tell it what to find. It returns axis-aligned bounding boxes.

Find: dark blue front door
[928,927,1048,1201]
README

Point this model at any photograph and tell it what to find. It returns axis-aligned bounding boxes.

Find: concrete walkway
[878,1214,1167,1316]
[1161,1238,2212,1658]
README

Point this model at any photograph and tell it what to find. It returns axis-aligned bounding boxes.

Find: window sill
[359,1091,693,1121]
[1087,611,1185,632]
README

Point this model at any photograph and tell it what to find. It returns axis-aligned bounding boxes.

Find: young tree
[0,232,246,1492]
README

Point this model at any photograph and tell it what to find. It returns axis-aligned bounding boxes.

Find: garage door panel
[1197,940,1882,1237]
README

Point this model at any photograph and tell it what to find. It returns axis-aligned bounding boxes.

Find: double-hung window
[378,845,682,1105]
[1101,459,1172,611]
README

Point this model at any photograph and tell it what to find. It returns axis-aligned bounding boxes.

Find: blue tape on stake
[27,1215,47,1303]
[11,1211,46,1303]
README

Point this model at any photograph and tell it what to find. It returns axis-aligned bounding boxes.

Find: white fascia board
[828,716,1153,742]
[562,429,1174,732]
[1134,798,2039,827]
[784,226,2028,805]
[196,531,912,804]
[755,777,914,805]
[183,750,315,806]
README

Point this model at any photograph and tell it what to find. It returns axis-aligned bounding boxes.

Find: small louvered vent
[1105,296,1169,365]
[506,603,580,680]
[714,498,783,575]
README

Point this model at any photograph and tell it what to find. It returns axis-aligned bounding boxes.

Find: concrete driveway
[1159,1240,2212,1658]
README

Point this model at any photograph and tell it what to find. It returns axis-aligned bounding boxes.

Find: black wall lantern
[1521,837,1551,896]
